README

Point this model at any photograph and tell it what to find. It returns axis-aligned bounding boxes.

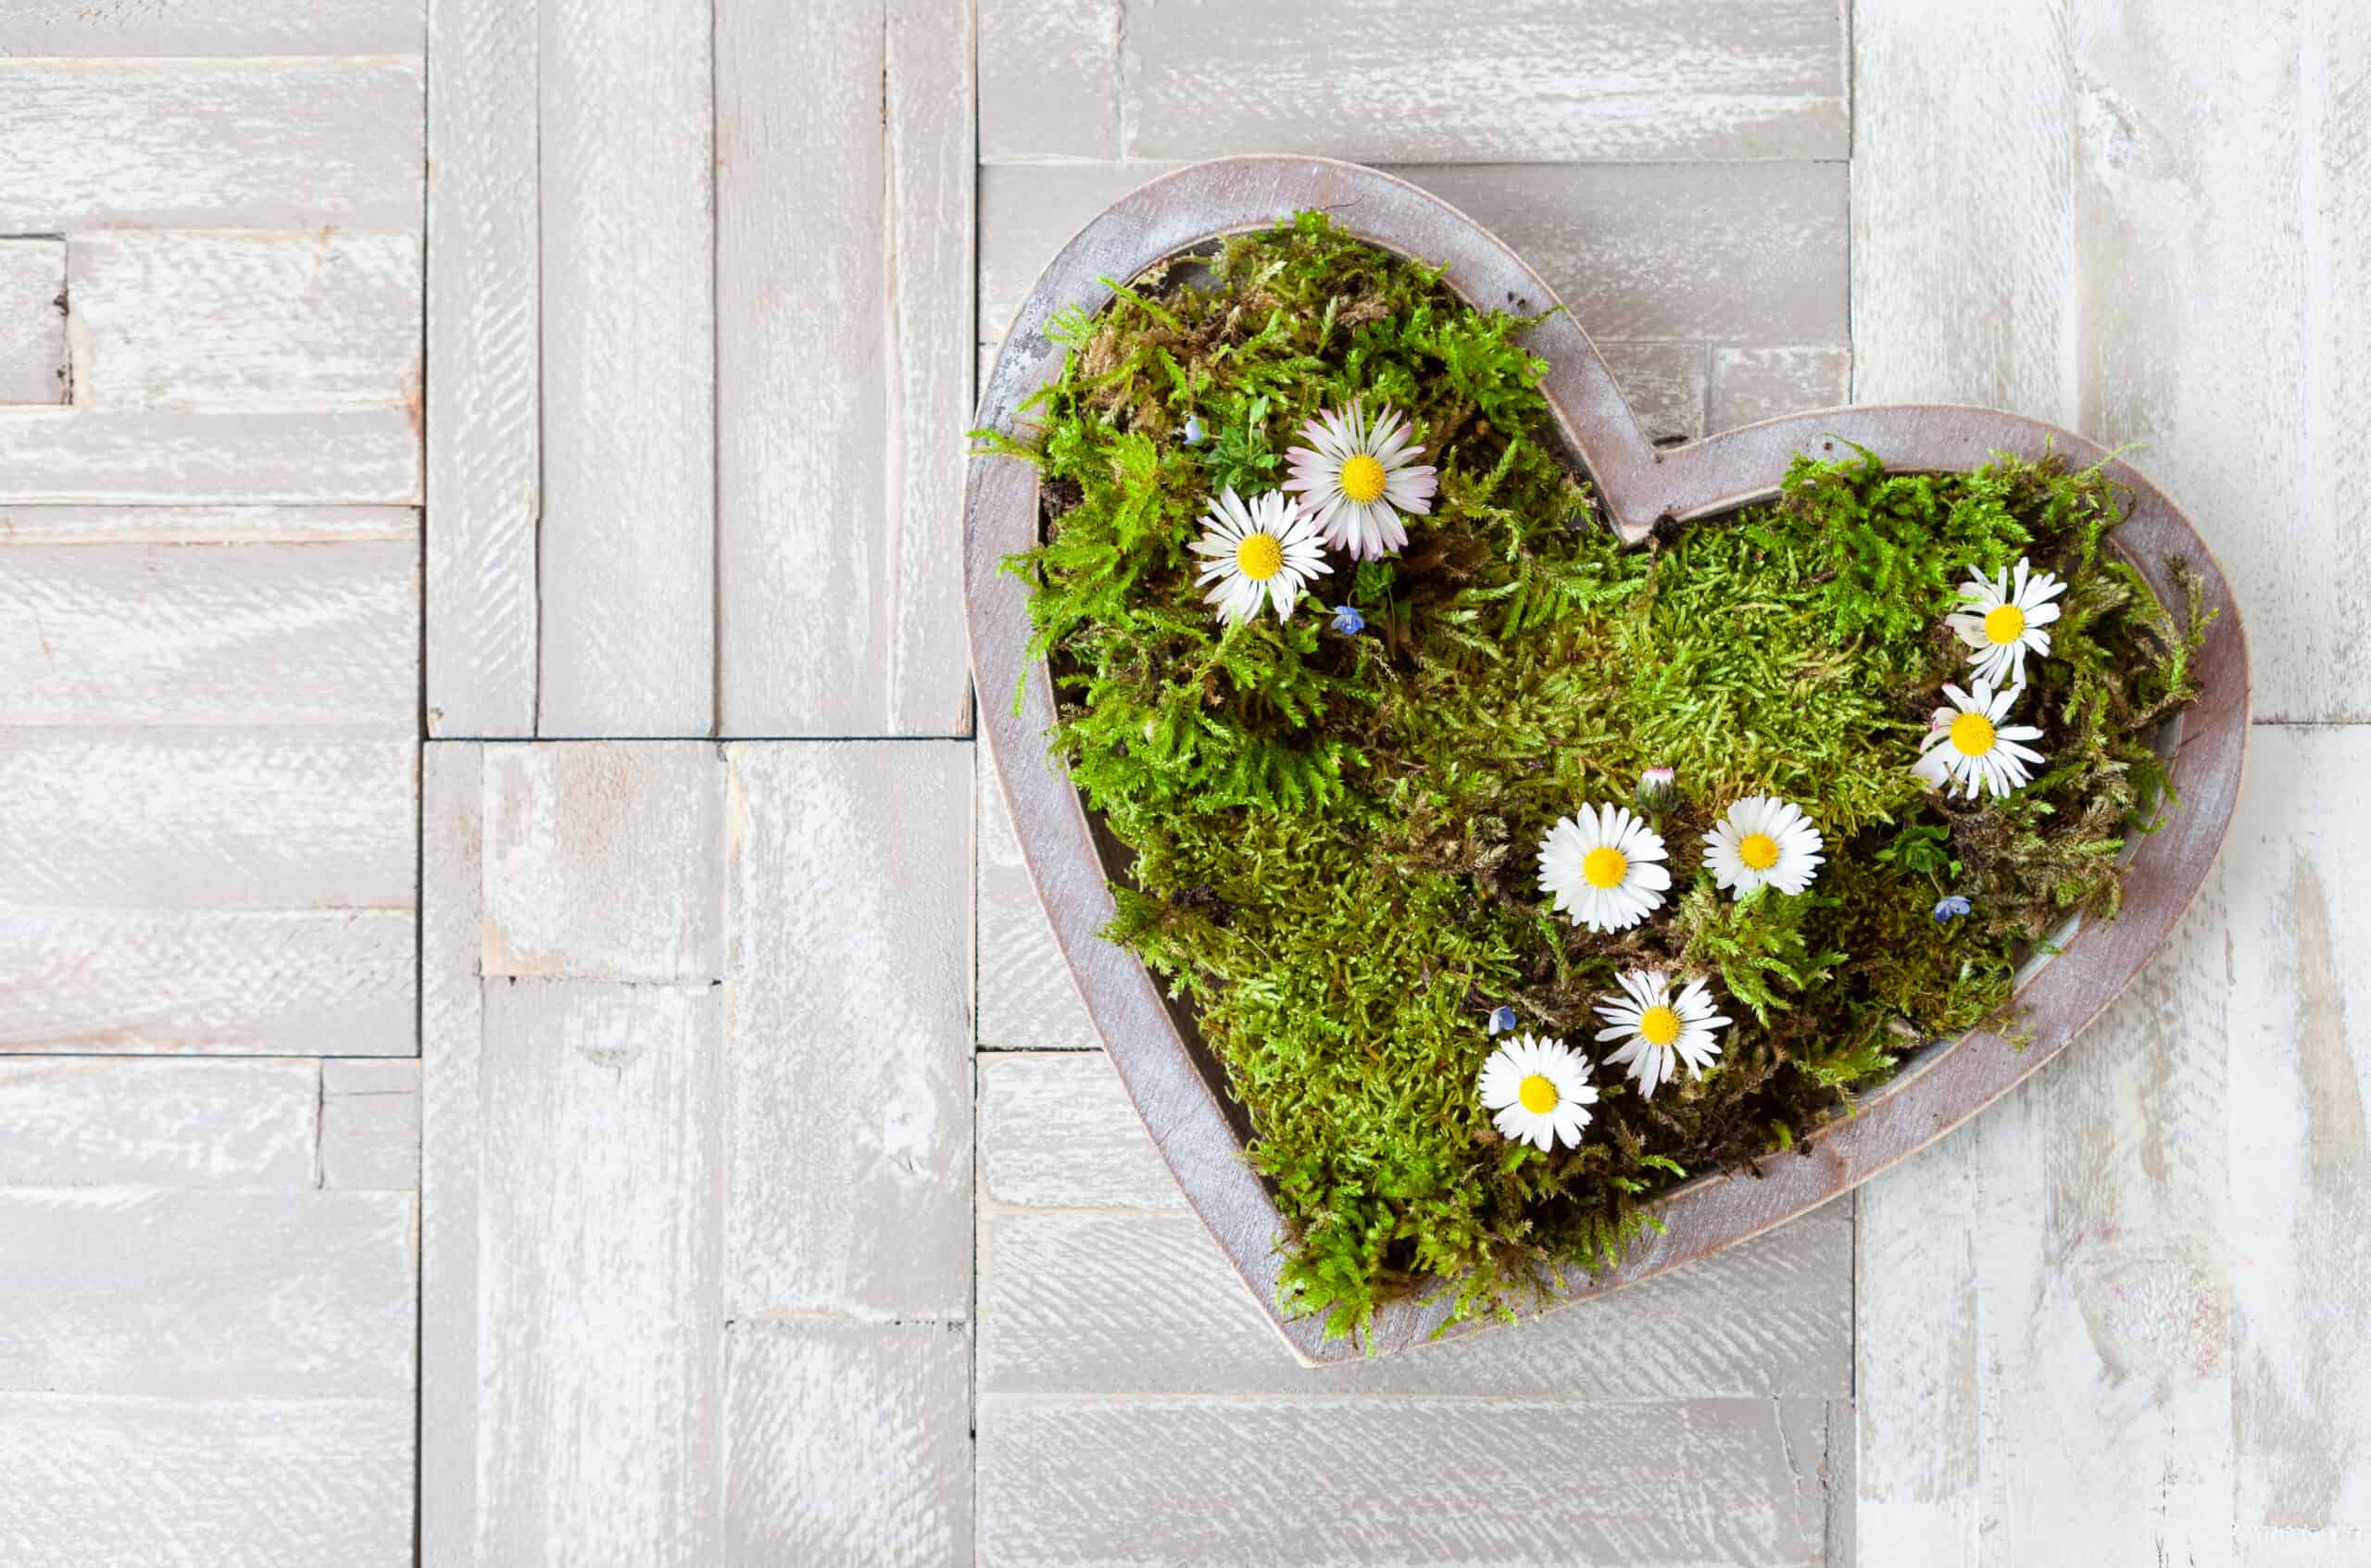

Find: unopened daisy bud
[1182,413,1204,445]
[1487,1005,1518,1035]
[1634,767,1678,817]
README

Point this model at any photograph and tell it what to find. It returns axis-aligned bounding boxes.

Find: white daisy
[1946,558,2066,685]
[1477,1033,1599,1152]
[1537,804,1672,933]
[1702,795,1825,897]
[1281,398,1439,560]
[1913,679,2048,799]
[1594,971,1733,1099]
[1189,486,1331,626]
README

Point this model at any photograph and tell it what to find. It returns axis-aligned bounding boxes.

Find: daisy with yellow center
[1477,1033,1598,1152]
[1594,971,1733,1100]
[1702,795,1825,897]
[1913,678,2048,799]
[1537,804,1671,933]
[1189,486,1332,626]
[1281,398,1439,560]
[1947,558,2066,685]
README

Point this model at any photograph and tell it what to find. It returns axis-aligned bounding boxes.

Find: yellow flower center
[1236,532,1285,583]
[1517,1073,1559,1114]
[1950,710,1997,758]
[1638,1005,1683,1047]
[1983,603,2027,646]
[1339,453,1388,504]
[1581,846,1628,888]
[1737,832,1780,872]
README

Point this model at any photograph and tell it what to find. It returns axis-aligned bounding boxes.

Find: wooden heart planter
[964,156,2250,1362]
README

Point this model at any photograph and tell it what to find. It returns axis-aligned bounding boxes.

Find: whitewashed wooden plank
[977,771,1098,1052]
[480,742,725,983]
[714,0,973,736]
[68,231,419,412]
[321,1058,420,1191]
[0,1058,317,1188]
[975,0,1117,162]
[0,407,420,504]
[0,59,423,232]
[0,1394,412,1568]
[425,0,538,738]
[977,1052,1176,1210]
[978,1397,1833,1564]
[0,541,416,726]
[1600,341,1710,446]
[727,1322,972,1564]
[1711,345,1852,431]
[0,1188,415,1398]
[536,0,712,736]
[0,0,423,56]
[1854,0,2368,722]
[0,729,413,910]
[472,978,724,1566]
[0,909,413,1055]
[0,239,66,405]
[0,503,415,543]
[725,742,972,1321]
[420,741,484,1568]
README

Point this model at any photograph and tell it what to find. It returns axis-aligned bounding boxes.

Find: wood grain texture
[320,1057,420,1190]
[0,1188,415,1398]
[978,1051,1175,1210]
[535,0,713,737]
[0,729,413,910]
[0,1395,412,1568]
[978,1397,1835,1565]
[481,743,726,983]
[1711,346,1853,432]
[0,0,424,56]
[978,0,1849,163]
[727,1322,972,1566]
[0,239,67,405]
[1854,0,2367,722]
[0,541,416,726]
[715,0,974,736]
[0,1057,317,1187]
[67,230,419,412]
[0,503,415,544]
[1858,730,2371,1560]
[0,909,414,1055]
[0,406,420,504]
[977,771,1098,1051]
[473,979,725,1567]
[425,0,538,737]
[725,742,972,1321]
[0,59,423,232]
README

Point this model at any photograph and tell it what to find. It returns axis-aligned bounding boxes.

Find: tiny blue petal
[1183,414,1204,445]
[1487,1005,1518,1035]
[1932,895,1972,924]
[1330,605,1365,635]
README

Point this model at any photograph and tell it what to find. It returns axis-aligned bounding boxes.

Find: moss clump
[988,213,2209,1343]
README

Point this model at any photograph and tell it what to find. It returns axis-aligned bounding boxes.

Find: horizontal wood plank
[977,1051,1175,1210]
[0,407,420,505]
[0,1057,317,1187]
[0,540,417,727]
[0,729,414,911]
[320,1058,420,1190]
[0,503,415,543]
[0,58,423,232]
[0,0,424,56]
[0,238,67,405]
[0,1394,412,1568]
[0,908,414,1055]
[1710,345,1853,431]
[68,230,420,413]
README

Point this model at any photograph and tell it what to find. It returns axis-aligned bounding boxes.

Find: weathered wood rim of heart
[963,155,2252,1364]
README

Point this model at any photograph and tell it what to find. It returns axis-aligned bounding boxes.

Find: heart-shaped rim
[965,155,2251,1363]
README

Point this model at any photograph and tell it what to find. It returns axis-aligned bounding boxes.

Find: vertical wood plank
[536,0,713,736]
[716,0,973,736]
[476,979,725,1566]
[426,0,539,737]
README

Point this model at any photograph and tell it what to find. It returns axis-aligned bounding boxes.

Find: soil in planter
[986,213,2210,1342]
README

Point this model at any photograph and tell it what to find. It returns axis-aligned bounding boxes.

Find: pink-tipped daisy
[1281,398,1438,560]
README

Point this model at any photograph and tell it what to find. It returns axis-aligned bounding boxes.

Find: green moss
[986,213,2209,1344]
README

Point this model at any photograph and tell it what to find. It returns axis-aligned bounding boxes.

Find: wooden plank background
[4,0,2369,1562]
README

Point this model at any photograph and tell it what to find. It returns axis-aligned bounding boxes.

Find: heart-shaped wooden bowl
[965,156,2251,1363]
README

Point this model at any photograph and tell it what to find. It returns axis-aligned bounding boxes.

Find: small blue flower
[1182,414,1204,445]
[1330,604,1365,635]
[1487,1005,1519,1035]
[1931,895,1972,924]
